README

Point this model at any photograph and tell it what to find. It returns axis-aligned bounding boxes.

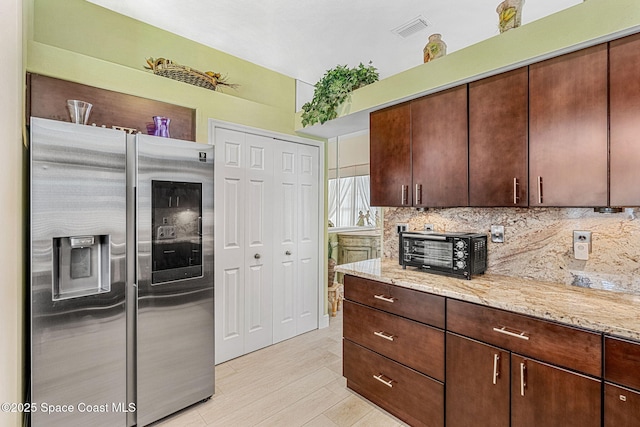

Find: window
[327,132,380,229]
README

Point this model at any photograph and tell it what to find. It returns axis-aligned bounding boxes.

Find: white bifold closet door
[272,141,319,343]
[215,128,274,363]
[215,128,319,363]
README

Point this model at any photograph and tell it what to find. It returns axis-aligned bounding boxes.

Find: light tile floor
[152,311,406,426]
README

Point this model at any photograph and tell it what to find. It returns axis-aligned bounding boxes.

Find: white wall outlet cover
[574,242,590,260]
[490,225,505,243]
[396,223,408,234]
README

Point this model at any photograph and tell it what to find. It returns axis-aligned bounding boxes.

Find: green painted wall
[29,0,298,141]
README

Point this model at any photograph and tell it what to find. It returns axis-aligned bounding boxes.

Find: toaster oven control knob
[456,250,465,259]
[455,240,466,249]
[456,260,467,269]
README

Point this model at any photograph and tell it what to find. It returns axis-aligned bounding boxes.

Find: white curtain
[354,176,372,226]
[328,178,337,227]
[338,176,354,227]
[329,174,377,228]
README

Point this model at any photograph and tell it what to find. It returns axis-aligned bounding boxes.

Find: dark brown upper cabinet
[528,44,608,207]
[610,32,640,207]
[469,68,528,207]
[370,102,412,207]
[411,86,468,208]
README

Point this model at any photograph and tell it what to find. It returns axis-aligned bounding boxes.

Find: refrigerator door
[30,118,127,427]
[133,134,214,426]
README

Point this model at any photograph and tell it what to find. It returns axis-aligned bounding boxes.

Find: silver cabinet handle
[373,331,395,341]
[493,326,529,340]
[373,374,394,388]
[285,250,292,255]
[520,362,527,396]
[401,185,408,205]
[537,176,543,204]
[374,294,395,303]
[415,184,422,205]
[513,178,520,204]
[492,353,500,385]
[254,253,261,259]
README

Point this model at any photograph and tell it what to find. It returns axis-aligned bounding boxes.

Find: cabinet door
[369,102,411,207]
[215,128,247,363]
[243,133,275,354]
[273,141,319,343]
[529,44,608,206]
[446,333,509,427]
[610,33,640,206]
[605,383,640,427]
[412,86,468,207]
[469,68,528,206]
[214,129,275,363]
[511,355,601,427]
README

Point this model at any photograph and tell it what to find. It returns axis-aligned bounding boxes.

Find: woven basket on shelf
[145,58,237,92]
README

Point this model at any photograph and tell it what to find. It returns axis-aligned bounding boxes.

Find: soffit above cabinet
[295,1,640,139]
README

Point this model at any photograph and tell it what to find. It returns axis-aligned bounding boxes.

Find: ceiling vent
[392,16,430,39]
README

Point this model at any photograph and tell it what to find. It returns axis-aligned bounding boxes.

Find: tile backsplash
[383,207,640,295]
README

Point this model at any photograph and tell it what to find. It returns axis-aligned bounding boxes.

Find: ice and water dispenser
[52,235,111,300]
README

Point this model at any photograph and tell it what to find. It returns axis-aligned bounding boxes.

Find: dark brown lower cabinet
[446,333,509,427]
[343,340,444,427]
[604,383,640,427]
[511,355,601,427]
[446,333,601,427]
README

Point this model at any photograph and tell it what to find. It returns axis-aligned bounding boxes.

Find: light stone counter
[336,258,640,341]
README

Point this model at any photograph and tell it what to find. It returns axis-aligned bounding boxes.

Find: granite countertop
[335,258,640,341]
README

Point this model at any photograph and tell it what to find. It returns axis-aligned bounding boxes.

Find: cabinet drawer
[447,299,602,376]
[605,383,640,427]
[605,336,640,390]
[344,300,444,381]
[343,339,444,427]
[344,275,445,328]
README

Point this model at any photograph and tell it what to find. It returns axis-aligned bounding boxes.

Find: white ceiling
[89,0,582,85]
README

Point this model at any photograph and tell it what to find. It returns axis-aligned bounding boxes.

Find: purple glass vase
[153,116,171,138]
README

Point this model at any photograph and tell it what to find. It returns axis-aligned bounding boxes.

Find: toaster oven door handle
[401,233,447,241]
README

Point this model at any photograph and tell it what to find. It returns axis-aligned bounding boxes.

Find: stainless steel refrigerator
[29,117,214,427]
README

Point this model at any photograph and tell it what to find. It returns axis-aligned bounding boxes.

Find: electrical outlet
[573,231,592,259]
[491,225,505,243]
[424,223,434,231]
[396,223,408,234]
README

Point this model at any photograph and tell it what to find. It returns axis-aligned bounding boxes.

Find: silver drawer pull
[493,326,529,340]
[373,374,394,388]
[520,362,527,396]
[374,331,395,341]
[374,294,395,303]
[492,353,500,385]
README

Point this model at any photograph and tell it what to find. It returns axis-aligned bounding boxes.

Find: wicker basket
[146,58,236,92]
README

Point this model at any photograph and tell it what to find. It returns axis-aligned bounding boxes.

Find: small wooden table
[328,282,344,317]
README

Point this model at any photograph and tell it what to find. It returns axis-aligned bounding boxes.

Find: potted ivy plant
[301,62,379,127]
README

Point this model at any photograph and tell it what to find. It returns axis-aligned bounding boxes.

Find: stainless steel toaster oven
[399,231,487,279]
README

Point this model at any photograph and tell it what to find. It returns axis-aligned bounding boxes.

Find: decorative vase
[497,0,525,33]
[153,116,171,138]
[423,34,447,63]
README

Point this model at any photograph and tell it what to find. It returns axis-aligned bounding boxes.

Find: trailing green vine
[301,62,379,127]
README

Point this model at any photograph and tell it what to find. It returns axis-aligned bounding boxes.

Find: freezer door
[30,118,127,427]
[134,134,214,426]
